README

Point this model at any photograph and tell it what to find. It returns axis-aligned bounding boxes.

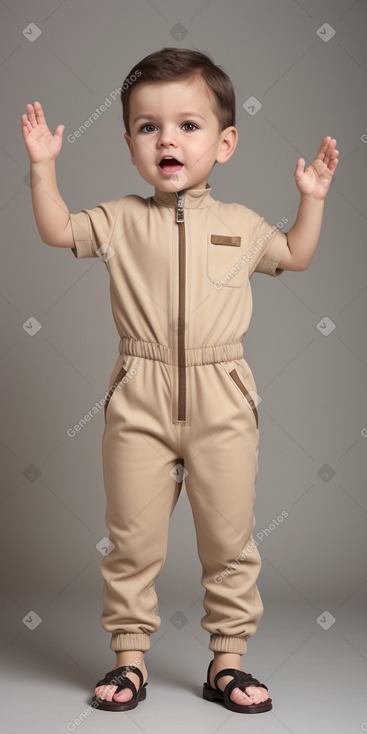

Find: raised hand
[21,101,65,163]
[294,136,339,200]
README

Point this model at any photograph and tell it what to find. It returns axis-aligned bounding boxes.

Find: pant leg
[183,359,264,655]
[100,358,183,653]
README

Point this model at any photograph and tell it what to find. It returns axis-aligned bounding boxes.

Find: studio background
[1,1,366,732]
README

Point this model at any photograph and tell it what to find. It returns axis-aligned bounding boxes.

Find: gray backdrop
[1,1,366,732]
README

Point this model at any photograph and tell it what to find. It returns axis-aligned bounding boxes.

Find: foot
[94,651,148,704]
[210,653,269,707]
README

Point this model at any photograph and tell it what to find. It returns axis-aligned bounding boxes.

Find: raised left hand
[294,136,339,199]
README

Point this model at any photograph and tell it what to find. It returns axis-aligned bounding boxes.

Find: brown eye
[182,122,198,131]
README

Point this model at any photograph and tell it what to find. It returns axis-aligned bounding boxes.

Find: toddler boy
[22,47,338,714]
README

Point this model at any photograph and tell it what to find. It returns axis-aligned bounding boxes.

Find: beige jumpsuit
[70,183,288,655]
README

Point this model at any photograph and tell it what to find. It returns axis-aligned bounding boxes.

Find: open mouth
[159,156,183,172]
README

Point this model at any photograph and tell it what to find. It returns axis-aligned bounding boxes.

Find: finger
[294,157,305,181]
[22,114,33,133]
[324,138,337,166]
[54,124,65,139]
[21,113,32,134]
[328,157,338,173]
[25,103,40,128]
[325,137,336,151]
[314,136,331,161]
[328,150,339,167]
[316,136,337,167]
[33,100,47,126]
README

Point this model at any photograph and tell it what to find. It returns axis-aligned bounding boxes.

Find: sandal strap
[206,659,268,698]
[214,667,258,688]
[221,671,268,705]
[96,664,143,695]
[213,666,268,693]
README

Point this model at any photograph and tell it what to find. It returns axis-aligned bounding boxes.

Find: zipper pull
[176,191,185,223]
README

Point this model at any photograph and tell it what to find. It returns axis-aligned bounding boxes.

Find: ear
[216,126,238,165]
[124,133,135,165]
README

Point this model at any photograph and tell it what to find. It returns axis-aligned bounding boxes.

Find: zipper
[176,191,186,421]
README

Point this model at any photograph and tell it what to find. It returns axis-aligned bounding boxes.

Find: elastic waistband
[119,337,243,366]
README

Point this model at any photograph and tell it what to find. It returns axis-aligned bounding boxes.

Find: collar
[152,182,215,209]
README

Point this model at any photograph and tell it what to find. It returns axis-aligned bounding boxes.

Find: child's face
[124,76,237,191]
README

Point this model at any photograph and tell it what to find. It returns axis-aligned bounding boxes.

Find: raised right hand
[21,101,65,163]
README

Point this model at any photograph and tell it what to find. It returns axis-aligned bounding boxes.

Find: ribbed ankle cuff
[110,632,151,652]
[209,634,248,654]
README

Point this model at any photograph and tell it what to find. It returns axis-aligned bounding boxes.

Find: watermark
[23,23,42,42]
[316,23,336,43]
[168,169,189,190]
[243,96,262,115]
[316,316,336,336]
[316,611,335,630]
[23,610,42,629]
[66,363,141,437]
[66,658,142,729]
[214,511,288,583]
[67,70,141,143]
[316,464,335,482]
[213,218,288,289]
[170,23,188,41]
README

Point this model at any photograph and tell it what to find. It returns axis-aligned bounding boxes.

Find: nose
[157,125,178,149]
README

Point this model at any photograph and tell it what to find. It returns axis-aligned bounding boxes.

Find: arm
[30,159,73,247]
[278,136,339,271]
[22,101,74,247]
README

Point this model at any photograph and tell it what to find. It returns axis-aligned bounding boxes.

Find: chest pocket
[207,234,248,288]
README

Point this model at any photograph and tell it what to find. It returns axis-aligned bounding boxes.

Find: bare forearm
[287,194,325,269]
[30,160,70,245]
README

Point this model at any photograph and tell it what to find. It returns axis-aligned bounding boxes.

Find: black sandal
[202,659,272,714]
[91,664,147,711]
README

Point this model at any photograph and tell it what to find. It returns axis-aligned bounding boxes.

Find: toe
[94,684,109,700]
[243,685,263,704]
[104,685,118,701]
[94,685,106,699]
[94,684,122,702]
[230,686,254,705]
[235,684,269,705]
[257,685,270,702]
[113,688,133,702]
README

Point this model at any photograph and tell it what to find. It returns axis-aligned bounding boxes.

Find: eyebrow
[132,112,207,125]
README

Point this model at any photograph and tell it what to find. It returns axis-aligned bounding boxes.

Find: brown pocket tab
[211,235,241,247]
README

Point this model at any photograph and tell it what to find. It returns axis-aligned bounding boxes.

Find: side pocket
[229,368,259,429]
[104,366,128,423]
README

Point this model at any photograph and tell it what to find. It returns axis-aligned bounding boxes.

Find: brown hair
[121,47,236,136]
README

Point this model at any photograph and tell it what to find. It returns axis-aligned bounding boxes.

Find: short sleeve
[69,199,123,259]
[247,209,288,278]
